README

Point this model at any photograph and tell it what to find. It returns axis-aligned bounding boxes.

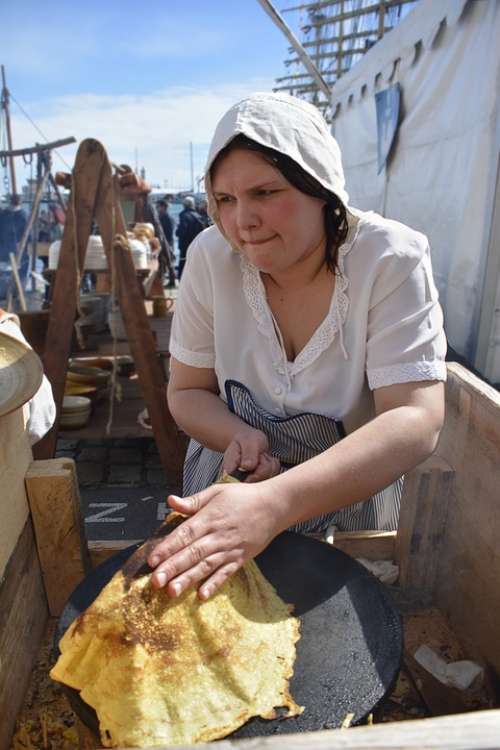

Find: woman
[148,92,446,600]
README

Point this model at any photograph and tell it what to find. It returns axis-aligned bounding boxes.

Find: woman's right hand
[223,427,281,482]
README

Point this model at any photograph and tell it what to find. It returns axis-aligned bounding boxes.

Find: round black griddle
[55,531,402,738]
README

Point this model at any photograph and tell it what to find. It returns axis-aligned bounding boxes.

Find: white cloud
[6,80,275,193]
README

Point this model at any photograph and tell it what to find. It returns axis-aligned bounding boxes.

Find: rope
[9,92,72,170]
[106,174,123,437]
[70,173,84,349]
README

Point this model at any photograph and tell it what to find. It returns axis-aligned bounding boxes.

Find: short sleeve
[366,243,447,390]
[169,240,215,368]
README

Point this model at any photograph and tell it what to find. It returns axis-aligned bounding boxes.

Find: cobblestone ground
[56,437,182,543]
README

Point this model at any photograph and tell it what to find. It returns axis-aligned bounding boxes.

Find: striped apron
[183,380,402,533]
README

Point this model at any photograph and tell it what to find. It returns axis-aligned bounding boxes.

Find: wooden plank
[108,710,500,749]
[94,169,186,484]
[25,458,91,615]
[0,406,32,575]
[87,534,395,570]
[333,530,396,561]
[35,139,109,460]
[88,539,141,568]
[430,362,500,674]
[0,518,48,750]
[89,531,395,569]
[394,456,454,604]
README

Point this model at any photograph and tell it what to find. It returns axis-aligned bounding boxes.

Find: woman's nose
[236,200,259,231]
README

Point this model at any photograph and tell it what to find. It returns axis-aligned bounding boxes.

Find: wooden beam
[431,362,500,674]
[112,236,186,485]
[333,529,396,561]
[0,519,48,750]
[284,46,367,66]
[304,0,415,28]
[34,139,109,460]
[25,458,91,616]
[0,65,17,198]
[108,709,500,749]
[0,136,76,159]
[395,456,455,603]
[298,28,392,50]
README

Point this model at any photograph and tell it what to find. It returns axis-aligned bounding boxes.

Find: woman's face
[211,148,325,275]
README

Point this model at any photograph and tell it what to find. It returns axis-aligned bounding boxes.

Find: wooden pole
[0,65,18,199]
[8,252,27,311]
[93,165,185,483]
[30,152,44,292]
[379,0,386,39]
[34,139,108,460]
[5,167,50,310]
[48,171,67,217]
[337,0,344,80]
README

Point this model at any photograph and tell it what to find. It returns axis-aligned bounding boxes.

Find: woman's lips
[242,235,277,246]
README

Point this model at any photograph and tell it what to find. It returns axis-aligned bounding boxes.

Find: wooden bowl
[67,365,111,387]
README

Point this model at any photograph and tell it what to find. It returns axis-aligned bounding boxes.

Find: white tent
[331,0,500,382]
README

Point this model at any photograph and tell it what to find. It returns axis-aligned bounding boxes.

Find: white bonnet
[204,92,349,226]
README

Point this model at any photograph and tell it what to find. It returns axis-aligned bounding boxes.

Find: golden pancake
[50,515,303,747]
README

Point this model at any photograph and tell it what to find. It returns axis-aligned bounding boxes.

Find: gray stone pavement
[56,437,182,543]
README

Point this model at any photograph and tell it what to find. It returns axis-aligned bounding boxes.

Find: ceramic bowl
[62,395,92,413]
[59,410,91,429]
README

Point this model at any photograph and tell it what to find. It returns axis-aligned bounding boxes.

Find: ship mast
[273,0,419,116]
[1,65,18,200]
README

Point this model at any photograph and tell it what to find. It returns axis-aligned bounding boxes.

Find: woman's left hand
[147,482,284,600]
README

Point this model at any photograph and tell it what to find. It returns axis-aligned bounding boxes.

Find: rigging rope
[9,92,72,170]
[106,175,120,437]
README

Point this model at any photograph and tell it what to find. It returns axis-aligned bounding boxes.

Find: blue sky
[1,0,299,192]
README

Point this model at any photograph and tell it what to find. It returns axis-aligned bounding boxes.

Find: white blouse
[169,208,447,432]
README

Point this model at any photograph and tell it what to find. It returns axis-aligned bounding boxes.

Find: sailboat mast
[1,65,18,200]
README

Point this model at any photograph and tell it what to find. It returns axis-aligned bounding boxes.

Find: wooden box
[1,363,500,749]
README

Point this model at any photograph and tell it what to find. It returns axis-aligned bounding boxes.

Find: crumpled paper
[356,557,399,585]
[414,644,484,690]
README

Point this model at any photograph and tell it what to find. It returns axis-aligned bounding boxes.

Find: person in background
[148,92,447,602]
[196,198,211,229]
[38,210,51,243]
[175,196,205,279]
[0,195,29,300]
[157,199,175,248]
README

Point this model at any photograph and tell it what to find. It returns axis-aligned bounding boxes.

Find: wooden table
[59,311,173,440]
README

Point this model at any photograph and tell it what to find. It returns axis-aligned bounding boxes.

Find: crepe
[50,516,303,747]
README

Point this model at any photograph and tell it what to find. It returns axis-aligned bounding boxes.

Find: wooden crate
[2,362,500,749]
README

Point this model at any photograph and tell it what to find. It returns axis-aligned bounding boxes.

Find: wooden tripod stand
[33,139,186,485]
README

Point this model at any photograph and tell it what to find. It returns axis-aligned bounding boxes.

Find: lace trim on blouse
[240,212,361,377]
[169,340,215,369]
[368,360,447,390]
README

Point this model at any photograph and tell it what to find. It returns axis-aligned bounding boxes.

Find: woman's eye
[257,189,275,197]
[217,195,234,204]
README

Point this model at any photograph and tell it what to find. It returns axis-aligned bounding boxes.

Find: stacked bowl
[60,396,92,429]
[65,362,112,403]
